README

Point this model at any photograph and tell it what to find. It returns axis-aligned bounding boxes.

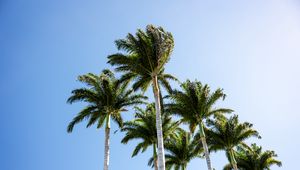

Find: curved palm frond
[107,25,177,93]
[168,80,233,133]
[204,115,260,169]
[121,103,182,166]
[163,131,202,170]
[67,69,147,132]
[223,143,282,170]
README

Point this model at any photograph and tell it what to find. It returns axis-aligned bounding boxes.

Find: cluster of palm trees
[67,25,282,170]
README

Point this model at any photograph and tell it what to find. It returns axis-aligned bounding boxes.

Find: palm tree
[168,80,233,170]
[205,115,260,170]
[67,69,147,170]
[121,103,181,170]
[108,24,176,170]
[223,144,282,170]
[162,131,202,170]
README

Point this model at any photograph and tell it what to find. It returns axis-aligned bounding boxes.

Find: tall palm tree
[205,115,260,170]
[108,24,176,170]
[168,80,233,170]
[121,103,181,170]
[223,144,282,170]
[67,69,147,170]
[162,131,202,170]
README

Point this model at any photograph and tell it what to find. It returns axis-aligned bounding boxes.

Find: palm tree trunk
[153,144,158,170]
[104,115,111,170]
[199,122,213,170]
[229,149,238,170]
[232,161,238,170]
[152,76,166,170]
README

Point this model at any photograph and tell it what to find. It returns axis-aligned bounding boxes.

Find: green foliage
[163,131,202,170]
[167,80,234,133]
[201,115,260,169]
[121,103,181,158]
[107,25,178,93]
[223,144,282,170]
[67,69,147,132]
[66,25,282,170]
[206,115,261,153]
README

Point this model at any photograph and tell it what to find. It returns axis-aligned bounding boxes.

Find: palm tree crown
[107,24,177,92]
[207,115,260,152]
[168,80,233,133]
[67,69,147,132]
[164,131,202,170]
[206,115,260,170]
[224,144,282,170]
[121,103,181,169]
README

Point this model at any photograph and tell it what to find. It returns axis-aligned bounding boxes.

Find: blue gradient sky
[1,0,299,169]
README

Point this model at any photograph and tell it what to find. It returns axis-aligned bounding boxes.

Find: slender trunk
[103,115,111,170]
[153,144,158,170]
[229,149,238,170]
[232,160,238,170]
[199,122,213,170]
[152,76,166,170]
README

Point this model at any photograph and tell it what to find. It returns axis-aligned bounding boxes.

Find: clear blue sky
[1,0,299,169]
